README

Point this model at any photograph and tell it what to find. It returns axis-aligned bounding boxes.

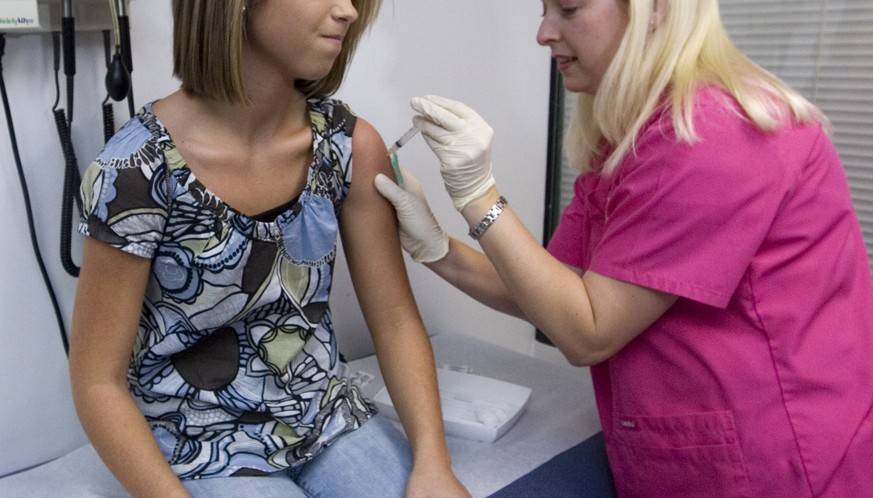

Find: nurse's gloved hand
[375,167,450,263]
[411,95,496,211]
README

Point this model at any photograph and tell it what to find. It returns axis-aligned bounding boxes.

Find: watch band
[468,196,508,240]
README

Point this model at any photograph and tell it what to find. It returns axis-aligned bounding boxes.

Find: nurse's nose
[537,15,559,46]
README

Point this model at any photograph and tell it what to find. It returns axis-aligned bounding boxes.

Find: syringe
[387,126,420,185]
[387,125,421,156]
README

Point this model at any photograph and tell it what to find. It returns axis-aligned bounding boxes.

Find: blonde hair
[565,0,826,175]
[172,0,383,104]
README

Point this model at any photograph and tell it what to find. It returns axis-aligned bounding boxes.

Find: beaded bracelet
[468,196,508,240]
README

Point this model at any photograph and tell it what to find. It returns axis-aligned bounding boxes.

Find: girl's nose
[333,0,359,24]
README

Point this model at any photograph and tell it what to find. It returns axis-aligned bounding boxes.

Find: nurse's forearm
[424,237,527,320]
[458,189,605,364]
[460,189,677,366]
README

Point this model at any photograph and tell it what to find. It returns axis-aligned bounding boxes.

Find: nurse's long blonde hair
[565,0,826,175]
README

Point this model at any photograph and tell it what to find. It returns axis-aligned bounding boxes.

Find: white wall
[0,0,551,376]
[0,1,179,475]
[335,1,552,357]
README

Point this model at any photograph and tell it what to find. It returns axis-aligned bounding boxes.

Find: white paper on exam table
[373,368,532,443]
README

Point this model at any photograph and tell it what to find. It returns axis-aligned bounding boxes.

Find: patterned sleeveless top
[78,98,375,479]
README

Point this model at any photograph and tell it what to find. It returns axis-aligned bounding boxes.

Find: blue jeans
[183,414,412,498]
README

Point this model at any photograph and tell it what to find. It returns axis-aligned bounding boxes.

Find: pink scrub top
[547,87,873,497]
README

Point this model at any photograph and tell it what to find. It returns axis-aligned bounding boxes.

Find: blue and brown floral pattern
[79,98,374,479]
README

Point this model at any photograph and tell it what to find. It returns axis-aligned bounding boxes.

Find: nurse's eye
[559,4,581,18]
[541,1,579,18]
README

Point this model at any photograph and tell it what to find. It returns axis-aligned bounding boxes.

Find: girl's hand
[405,463,472,498]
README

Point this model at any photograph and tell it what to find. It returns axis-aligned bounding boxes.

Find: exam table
[0,330,615,497]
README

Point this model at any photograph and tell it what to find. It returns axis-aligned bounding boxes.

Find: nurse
[375,0,873,495]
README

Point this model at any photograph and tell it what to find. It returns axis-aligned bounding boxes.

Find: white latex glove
[411,95,496,211]
[374,166,450,263]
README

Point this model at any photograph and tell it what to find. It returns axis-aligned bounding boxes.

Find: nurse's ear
[649,0,669,32]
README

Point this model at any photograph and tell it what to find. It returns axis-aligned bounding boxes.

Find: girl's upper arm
[70,237,153,386]
[339,118,417,326]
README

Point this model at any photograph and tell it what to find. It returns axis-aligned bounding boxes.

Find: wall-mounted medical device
[0,0,115,33]
[1,0,136,357]
[0,0,42,32]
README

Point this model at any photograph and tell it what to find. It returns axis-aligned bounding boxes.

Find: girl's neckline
[250,195,300,222]
[144,101,317,227]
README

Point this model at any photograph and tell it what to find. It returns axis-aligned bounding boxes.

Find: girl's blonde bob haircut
[171,0,382,104]
[566,0,826,175]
